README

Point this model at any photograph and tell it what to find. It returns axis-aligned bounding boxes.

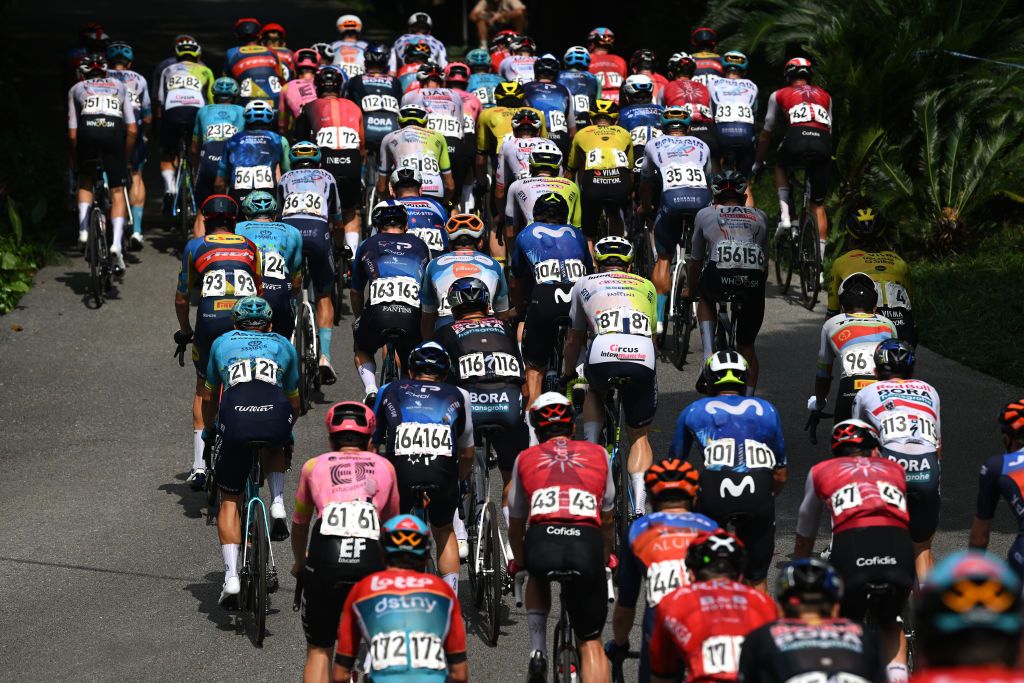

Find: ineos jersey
[764,85,832,133]
[351,232,430,312]
[796,456,909,537]
[68,77,136,130]
[278,168,341,223]
[508,437,614,527]
[739,618,887,683]
[434,316,524,385]
[853,379,942,455]
[345,73,402,146]
[670,395,786,473]
[295,97,364,156]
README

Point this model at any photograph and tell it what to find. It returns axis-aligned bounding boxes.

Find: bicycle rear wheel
[243,503,269,647]
[630,221,652,281]
[296,303,318,414]
[87,207,106,308]
[467,457,484,608]
[670,268,695,370]
[380,343,399,386]
[482,500,502,645]
[797,210,822,310]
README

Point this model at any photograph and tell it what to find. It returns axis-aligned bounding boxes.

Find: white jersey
[569,271,658,371]
[108,69,151,122]
[640,134,711,193]
[852,378,942,455]
[158,62,207,110]
[498,55,537,84]
[710,77,758,126]
[331,40,368,78]
[401,88,465,140]
[388,34,447,72]
[504,176,580,230]
[496,136,559,190]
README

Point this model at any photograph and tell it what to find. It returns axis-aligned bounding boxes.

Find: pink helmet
[325,401,376,436]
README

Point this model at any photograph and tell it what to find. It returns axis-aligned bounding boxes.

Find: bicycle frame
[240,452,279,579]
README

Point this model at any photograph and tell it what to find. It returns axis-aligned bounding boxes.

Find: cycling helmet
[702,350,748,388]
[529,392,574,431]
[241,190,277,219]
[398,104,429,127]
[686,530,747,577]
[533,192,570,224]
[365,41,389,68]
[830,419,881,456]
[594,235,633,266]
[289,141,321,168]
[404,42,433,64]
[408,12,433,29]
[445,62,470,85]
[390,167,423,188]
[79,21,106,46]
[371,199,408,229]
[563,46,591,69]
[667,52,697,78]
[722,51,749,74]
[416,61,444,84]
[874,338,915,376]
[846,204,886,240]
[336,14,363,35]
[776,558,844,608]
[494,81,525,105]
[837,272,878,311]
[690,27,718,49]
[260,23,286,41]
[212,77,241,101]
[106,42,133,65]
[533,55,560,80]
[325,401,376,437]
[243,99,275,125]
[644,459,699,501]
[466,48,492,70]
[623,74,655,100]
[314,66,343,95]
[528,148,563,175]
[79,53,107,78]
[200,194,239,229]
[587,27,615,47]
[492,30,519,49]
[661,105,691,131]
[785,57,813,81]
[408,341,451,377]
[918,551,1023,639]
[294,48,320,72]
[445,213,485,242]
[630,48,658,72]
[511,108,543,134]
[231,296,273,327]
[712,171,748,199]
[509,36,536,55]
[175,37,201,59]
[381,514,432,557]
[311,42,336,62]
[589,99,619,122]
[235,17,262,40]
[998,399,1024,436]
[447,277,489,317]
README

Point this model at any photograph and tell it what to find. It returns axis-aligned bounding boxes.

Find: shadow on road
[184,570,286,646]
[0,555,198,582]
[158,473,208,521]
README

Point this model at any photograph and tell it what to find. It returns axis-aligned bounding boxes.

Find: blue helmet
[243,99,274,125]
[365,40,389,68]
[106,41,133,65]
[918,551,1022,639]
[563,45,590,69]
[722,50,749,74]
[408,341,450,377]
[466,48,491,69]
[662,105,692,131]
[241,191,277,218]
[289,140,322,168]
[231,296,273,326]
[381,514,432,557]
[213,77,240,100]
[447,277,488,316]
[874,338,915,376]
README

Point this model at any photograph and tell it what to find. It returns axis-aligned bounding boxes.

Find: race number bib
[167,74,201,91]
[662,164,706,190]
[201,269,257,297]
[715,240,764,270]
[361,94,400,113]
[368,276,419,306]
[883,281,911,310]
[839,342,876,378]
[262,251,286,280]
[602,72,623,88]
[704,438,736,468]
[463,113,476,134]
[572,94,590,113]
[473,86,495,107]
[239,79,254,98]
[533,258,586,284]
[226,357,279,387]
[529,487,597,518]
[394,422,452,460]
[701,635,743,675]
[315,126,361,150]
[320,501,380,539]
[585,148,629,170]
[427,115,463,137]
[82,95,122,117]
[645,559,687,607]
[594,307,652,337]
[398,155,440,176]
[879,413,938,446]
[877,480,907,511]
[409,227,444,252]
[204,122,238,141]
[787,102,831,126]
[457,352,520,379]
[715,103,754,124]
[282,191,326,218]
[370,630,446,672]
[547,110,567,134]
[630,127,663,147]
[268,76,282,94]
[233,165,274,190]
[831,483,863,515]
[744,440,777,468]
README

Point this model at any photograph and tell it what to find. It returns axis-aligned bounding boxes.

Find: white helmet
[408,12,432,29]
[623,74,655,98]
[336,14,362,34]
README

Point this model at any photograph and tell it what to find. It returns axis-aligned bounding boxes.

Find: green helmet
[212,77,240,101]
[241,191,277,219]
[231,296,273,327]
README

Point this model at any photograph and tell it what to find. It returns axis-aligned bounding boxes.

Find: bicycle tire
[295,307,310,414]
[251,503,269,647]
[177,164,192,245]
[87,207,105,308]
[797,209,822,310]
[467,457,484,608]
[380,343,399,386]
[630,221,652,281]
[670,269,692,370]
[557,623,575,683]
[303,301,320,405]
[483,500,502,645]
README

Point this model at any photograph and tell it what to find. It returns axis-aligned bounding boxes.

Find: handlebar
[805,410,834,445]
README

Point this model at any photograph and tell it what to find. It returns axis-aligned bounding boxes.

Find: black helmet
[846,201,886,240]
[534,55,560,80]
[365,41,389,68]
[533,192,569,224]
[711,171,747,200]
[371,200,408,229]
[686,530,747,578]
[630,48,658,72]
[776,558,844,609]
[837,272,878,311]
[447,277,489,317]
[874,338,915,376]
[408,341,451,377]
[314,67,343,96]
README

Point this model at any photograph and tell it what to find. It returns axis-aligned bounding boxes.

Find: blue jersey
[467,73,503,109]
[397,196,449,257]
[524,81,575,145]
[352,232,431,310]
[205,329,299,397]
[235,220,303,296]
[372,379,474,467]
[421,250,509,327]
[223,44,282,103]
[193,103,246,148]
[177,233,262,313]
[620,103,664,133]
[511,222,592,298]
[669,395,786,472]
[217,129,290,191]
[557,70,599,119]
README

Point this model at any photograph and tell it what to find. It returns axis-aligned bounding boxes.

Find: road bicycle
[171,134,197,249]
[864,581,917,672]
[603,376,638,558]
[627,205,654,282]
[409,483,441,576]
[236,440,282,648]
[772,163,822,310]
[84,160,116,308]
[293,254,321,414]
[464,424,505,646]
[378,328,406,388]
[330,240,352,325]
[660,241,697,370]
[361,148,380,236]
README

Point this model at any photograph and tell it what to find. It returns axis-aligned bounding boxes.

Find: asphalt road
[3,2,1023,681]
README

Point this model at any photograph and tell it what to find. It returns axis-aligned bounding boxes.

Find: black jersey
[739,618,887,683]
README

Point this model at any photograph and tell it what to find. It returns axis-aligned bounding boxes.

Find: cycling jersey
[107,69,151,123]
[498,55,538,84]
[692,205,769,283]
[193,104,246,148]
[620,103,664,134]
[453,89,482,136]
[509,436,614,527]
[739,618,887,683]
[396,64,422,93]
[650,577,777,683]
[504,175,583,230]
[217,129,290,200]
[642,134,711,194]
[796,456,910,537]
[295,96,364,203]
[569,271,658,370]
[388,33,448,72]
[911,669,1024,683]
[692,52,724,84]
[402,88,465,141]
[496,136,560,190]
[421,250,509,326]
[764,85,832,134]
[828,249,915,344]
[589,52,627,102]
[278,77,318,132]
[476,106,548,155]
[396,196,449,257]
[467,72,504,109]
[68,76,137,132]
[379,126,452,198]
[558,69,600,122]
[567,124,633,172]
[710,78,757,136]
[278,168,342,223]
[205,328,298,398]
[345,73,403,149]
[222,44,283,103]
[512,222,592,298]
[621,511,718,610]
[663,80,714,123]
[336,568,466,683]
[976,448,1024,576]
[331,40,367,78]
[158,61,214,111]
[235,219,303,338]
[817,312,897,420]
[490,47,511,73]
[524,81,576,151]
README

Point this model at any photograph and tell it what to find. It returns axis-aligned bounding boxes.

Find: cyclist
[498,35,538,84]
[627,49,669,102]
[215,99,290,205]
[755,57,833,265]
[402,63,470,201]
[202,295,298,606]
[291,401,400,683]
[606,460,718,683]
[378,104,455,203]
[642,107,711,330]
[333,514,468,683]
[563,237,657,516]
[495,109,556,208]
[489,29,520,72]
[235,191,303,341]
[277,48,320,137]
[331,15,368,78]
[662,53,718,164]
[807,272,897,426]
[68,53,136,268]
[853,339,941,579]
[689,27,723,84]
[566,99,633,244]
[259,23,293,80]
[739,558,887,683]
[350,201,431,404]
[391,167,450,258]
[512,192,592,406]
[829,201,916,346]
[293,67,364,260]
[685,172,767,389]
[507,392,615,683]
[587,27,627,102]
[396,43,433,92]
[971,399,1024,580]
[669,350,787,591]
[389,12,448,73]
[525,55,576,156]
[794,419,913,683]
[467,48,502,109]
[344,42,403,155]
[67,22,108,84]
[106,42,151,251]
[619,75,664,135]
[649,531,778,683]
[559,46,599,127]
[710,51,758,191]
[157,37,214,214]
[445,62,484,211]
[504,148,582,233]
[311,42,337,69]
[371,342,475,594]
[192,77,245,235]
[476,80,548,176]
[222,18,283,104]
[175,195,262,488]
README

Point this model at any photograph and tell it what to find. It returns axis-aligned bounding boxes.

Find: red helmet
[830,419,880,456]
[690,27,718,49]
[529,392,574,430]
[445,62,470,84]
[294,48,320,71]
[200,194,239,229]
[260,22,286,39]
[785,57,813,80]
[326,401,376,437]
[492,30,519,48]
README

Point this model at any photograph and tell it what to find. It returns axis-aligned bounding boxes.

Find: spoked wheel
[294,308,310,414]
[87,207,106,308]
[242,503,269,647]
[296,302,319,414]
[467,464,484,608]
[630,222,653,281]
[331,248,349,325]
[670,271,695,370]
[177,178,194,246]
[554,623,577,683]
[481,501,502,645]
[797,210,822,310]
[380,345,399,387]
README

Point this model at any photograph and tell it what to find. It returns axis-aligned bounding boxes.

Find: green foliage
[0,198,41,313]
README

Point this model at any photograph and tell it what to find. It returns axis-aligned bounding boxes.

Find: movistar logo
[533,226,575,239]
[720,476,755,497]
[705,399,764,416]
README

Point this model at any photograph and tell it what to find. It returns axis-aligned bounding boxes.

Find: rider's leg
[813,201,829,259]
[697,295,716,363]
[581,387,604,444]
[130,169,145,238]
[433,523,460,593]
[524,366,543,409]
[626,425,652,514]
[260,446,287,510]
[109,184,128,252]
[882,621,909,683]
[77,174,94,243]
[342,208,360,256]
[354,348,378,396]
[303,644,331,683]
[316,292,334,363]
[217,491,242,573]
[913,540,934,581]
[578,638,610,683]
[525,577,552,657]
[775,165,792,229]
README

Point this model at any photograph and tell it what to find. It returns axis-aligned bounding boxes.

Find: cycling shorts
[212,382,294,495]
[693,469,776,583]
[653,188,713,258]
[580,168,631,239]
[585,361,657,429]
[716,122,755,175]
[195,141,227,206]
[881,446,941,543]
[449,137,474,190]
[698,263,767,346]
[192,304,235,378]
[835,376,874,423]
[352,305,421,362]
[322,150,361,210]
[76,128,129,189]
[159,106,199,159]
[261,283,295,341]
[778,126,832,204]
[524,523,608,642]
[391,460,460,529]
[287,217,335,296]
[464,381,528,472]
[830,525,914,622]
[688,122,719,159]
[521,284,572,369]
[130,134,147,173]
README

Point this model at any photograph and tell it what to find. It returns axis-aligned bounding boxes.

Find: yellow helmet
[495,80,525,105]
[589,98,619,122]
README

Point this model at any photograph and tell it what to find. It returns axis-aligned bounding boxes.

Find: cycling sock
[630,473,647,514]
[130,206,143,234]
[318,327,333,362]
[442,572,458,594]
[192,430,205,470]
[700,320,714,360]
[582,421,602,443]
[886,664,908,683]
[111,217,125,252]
[818,238,827,260]
[77,202,90,233]
[267,472,284,506]
[527,610,548,654]
[222,543,239,579]
[161,169,176,194]
[502,505,509,528]
[656,294,667,324]
[357,363,378,393]
[461,183,474,211]
[344,231,359,255]
[777,187,792,226]
[452,509,467,541]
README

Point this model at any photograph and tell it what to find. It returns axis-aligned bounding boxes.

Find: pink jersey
[279,77,318,120]
[292,451,401,525]
[455,89,482,135]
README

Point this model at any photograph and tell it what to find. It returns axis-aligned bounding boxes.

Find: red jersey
[301,97,365,153]
[490,48,511,73]
[809,456,909,534]
[662,79,714,123]
[589,52,627,102]
[912,669,1024,683]
[764,84,832,133]
[650,578,778,683]
[272,47,295,76]
[508,437,614,527]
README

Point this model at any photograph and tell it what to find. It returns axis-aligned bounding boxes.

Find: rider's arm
[290,459,315,570]
[793,471,823,558]
[492,264,511,318]
[771,406,788,494]
[332,587,364,683]
[754,91,780,166]
[814,323,834,408]
[456,389,475,481]
[971,455,1003,549]
[507,464,528,566]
